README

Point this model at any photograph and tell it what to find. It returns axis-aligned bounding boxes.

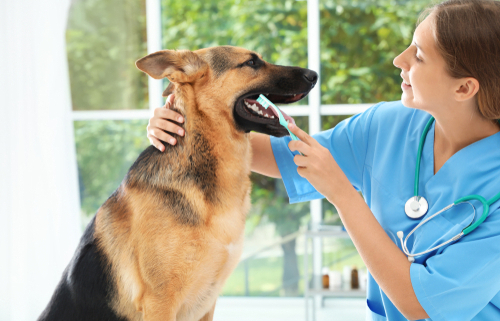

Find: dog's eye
[246,59,255,66]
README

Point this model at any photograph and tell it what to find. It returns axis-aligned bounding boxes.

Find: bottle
[342,266,352,290]
[351,266,359,289]
[322,267,330,289]
[328,270,342,290]
[359,269,367,290]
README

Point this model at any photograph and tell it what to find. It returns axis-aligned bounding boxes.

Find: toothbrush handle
[288,131,300,141]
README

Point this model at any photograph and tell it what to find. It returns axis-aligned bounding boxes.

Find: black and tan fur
[38,46,317,321]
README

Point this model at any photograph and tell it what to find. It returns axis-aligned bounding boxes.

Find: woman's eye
[415,55,423,63]
[246,59,255,66]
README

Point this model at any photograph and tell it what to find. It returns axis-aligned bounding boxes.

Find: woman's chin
[401,94,416,109]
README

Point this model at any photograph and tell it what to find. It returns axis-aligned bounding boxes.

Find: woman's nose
[393,50,409,71]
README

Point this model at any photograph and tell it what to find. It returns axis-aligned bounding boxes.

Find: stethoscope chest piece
[405,196,428,219]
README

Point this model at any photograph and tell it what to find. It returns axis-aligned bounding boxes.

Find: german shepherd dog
[38,46,317,321]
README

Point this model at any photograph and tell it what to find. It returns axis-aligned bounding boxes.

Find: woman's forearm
[331,186,429,320]
[282,122,428,320]
[249,132,281,178]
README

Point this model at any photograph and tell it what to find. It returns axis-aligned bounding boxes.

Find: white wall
[0,1,81,320]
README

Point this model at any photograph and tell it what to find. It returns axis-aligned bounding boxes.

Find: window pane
[66,0,149,111]
[74,120,149,225]
[319,0,434,104]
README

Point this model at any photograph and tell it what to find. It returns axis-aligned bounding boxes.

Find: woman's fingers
[287,123,315,146]
[148,135,165,152]
[147,93,185,151]
[288,140,311,156]
[286,123,314,155]
[165,93,175,105]
[293,154,308,167]
[147,124,177,146]
[162,94,183,123]
[154,107,184,125]
[150,116,184,136]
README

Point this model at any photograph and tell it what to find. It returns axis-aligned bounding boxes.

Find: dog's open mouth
[237,92,306,125]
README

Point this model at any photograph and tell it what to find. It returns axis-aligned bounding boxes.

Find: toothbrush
[256,95,300,141]
[256,94,303,156]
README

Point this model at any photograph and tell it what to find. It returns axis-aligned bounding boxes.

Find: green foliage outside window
[320,0,434,104]
[66,0,149,110]
[74,120,149,223]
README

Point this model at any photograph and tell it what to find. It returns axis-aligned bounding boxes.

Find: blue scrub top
[270,101,500,321]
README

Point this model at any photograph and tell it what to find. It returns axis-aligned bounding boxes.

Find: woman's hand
[287,123,352,205]
[147,94,185,152]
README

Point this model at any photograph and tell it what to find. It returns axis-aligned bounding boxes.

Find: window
[68,0,434,296]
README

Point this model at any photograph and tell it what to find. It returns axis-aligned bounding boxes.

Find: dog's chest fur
[94,99,252,320]
[176,223,246,321]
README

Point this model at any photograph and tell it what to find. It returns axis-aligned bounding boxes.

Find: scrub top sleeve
[270,102,382,204]
[410,207,500,321]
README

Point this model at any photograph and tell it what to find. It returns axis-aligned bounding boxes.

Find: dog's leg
[141,291,181,321]
[198,302,216,321]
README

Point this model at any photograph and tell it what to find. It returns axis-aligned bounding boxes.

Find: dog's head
[136,46,317,137]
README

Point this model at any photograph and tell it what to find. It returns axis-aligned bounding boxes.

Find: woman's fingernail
[178,116,183,122]
[170,138,176,145]
[178,129,184,135]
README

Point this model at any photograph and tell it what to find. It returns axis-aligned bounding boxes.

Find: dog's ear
[135,50,208,84]
[162,82,175,97]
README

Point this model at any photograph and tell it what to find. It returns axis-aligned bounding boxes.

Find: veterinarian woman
[146,0,500,319]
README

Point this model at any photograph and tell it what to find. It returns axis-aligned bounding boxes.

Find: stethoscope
[398,116,500,262]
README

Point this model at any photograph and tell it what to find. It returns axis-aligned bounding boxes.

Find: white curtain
[0,0,81,320]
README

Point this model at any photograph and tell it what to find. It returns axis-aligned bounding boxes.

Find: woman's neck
[432,105,500,174]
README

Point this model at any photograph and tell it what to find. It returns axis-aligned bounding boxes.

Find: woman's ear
[135,49,208,84]
[455,77,480,102]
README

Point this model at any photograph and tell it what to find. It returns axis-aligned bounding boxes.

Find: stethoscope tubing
[413,117,435,198]
[399,201,476,261]
[400,117,500,261]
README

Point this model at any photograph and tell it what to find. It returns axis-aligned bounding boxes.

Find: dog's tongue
[245,99,296,125]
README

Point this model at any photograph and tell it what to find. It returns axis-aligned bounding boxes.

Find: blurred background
[1,0,434,320]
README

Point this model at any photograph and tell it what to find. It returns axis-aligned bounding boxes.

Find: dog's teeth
[271,116,275,119]
[293,94,296,97]
[264,114,269,118]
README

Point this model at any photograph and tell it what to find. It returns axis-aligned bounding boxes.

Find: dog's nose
[303,70,318,86]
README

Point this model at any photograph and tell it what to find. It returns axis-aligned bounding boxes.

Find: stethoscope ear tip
[408,256,415,263]
[397,231,404,239]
